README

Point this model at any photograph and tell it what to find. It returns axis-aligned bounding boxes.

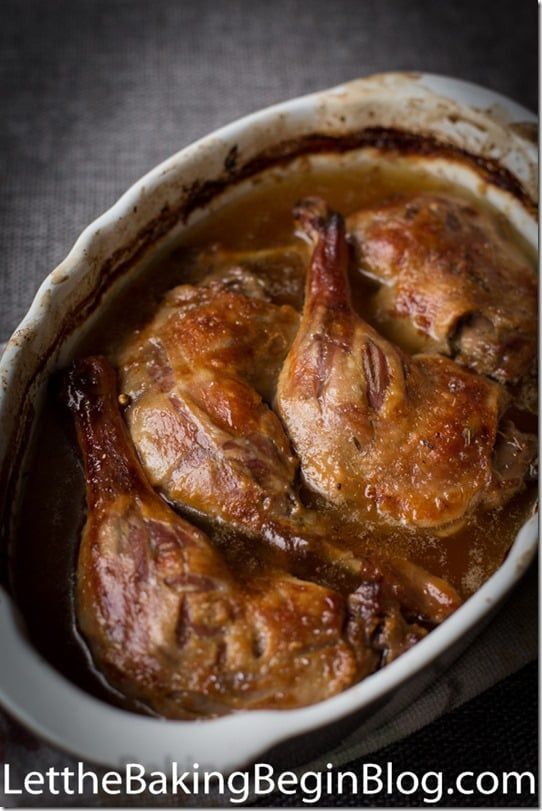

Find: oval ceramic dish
[0,73,537,772]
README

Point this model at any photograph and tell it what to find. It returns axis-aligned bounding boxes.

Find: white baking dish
[0,72,537,772]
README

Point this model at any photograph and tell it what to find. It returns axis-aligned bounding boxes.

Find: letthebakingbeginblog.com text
[1,760,536,805]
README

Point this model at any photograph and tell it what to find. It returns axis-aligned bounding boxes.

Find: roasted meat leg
[117,274,303,538]
[346,193,537,383]
[65,356,458,717]
[277,198,534,530]
[116,265,461,617]
[66,356,362,717]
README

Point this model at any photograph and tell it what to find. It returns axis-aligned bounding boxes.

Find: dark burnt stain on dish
[177,128,538,230]
[224,144,240,175]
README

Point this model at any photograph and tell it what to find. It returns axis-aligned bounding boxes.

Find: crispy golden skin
[347,193,537,383]
[277,198,533,530]
[61,188,538,718]
[66,357,460,717]
[67,356,362,718]
[118,273,303,538]
[115,266,460,620]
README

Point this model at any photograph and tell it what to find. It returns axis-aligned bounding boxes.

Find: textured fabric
[0,0,538,807]
[252,661,539,808]
[0,0,537,342]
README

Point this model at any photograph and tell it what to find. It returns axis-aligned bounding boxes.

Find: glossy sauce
[10,158,537,713]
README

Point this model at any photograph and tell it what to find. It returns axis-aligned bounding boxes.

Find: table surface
[0,0,537,807]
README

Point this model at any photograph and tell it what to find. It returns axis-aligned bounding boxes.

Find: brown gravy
[9,158,537,714]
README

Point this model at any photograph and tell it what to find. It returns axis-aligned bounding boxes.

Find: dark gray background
[0,0,537,342]
[0,0,538,806]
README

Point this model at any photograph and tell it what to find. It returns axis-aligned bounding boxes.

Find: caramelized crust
[117,261,461,593]
[118,275,302,535]
[48,178,538,719]
[66,357,460,717]
[66,356,362,717]
[277,198,533,529]
[347,193,537,383]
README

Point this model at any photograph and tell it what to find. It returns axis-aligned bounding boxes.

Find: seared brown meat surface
[66,356,459,717]
[117,258,460,586]
[277,198,534,530]
[66,356,359,717]
[62,189,536,718]
[118,272,305,541]
[347,193,537,383]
